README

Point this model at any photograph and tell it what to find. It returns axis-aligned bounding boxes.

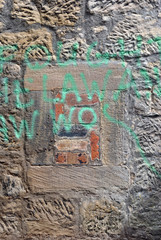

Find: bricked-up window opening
[53,91,101,165]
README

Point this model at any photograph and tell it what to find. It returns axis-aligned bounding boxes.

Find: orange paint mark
[55,153,66,163]
[78,153,88,163]
[90,131,99,160]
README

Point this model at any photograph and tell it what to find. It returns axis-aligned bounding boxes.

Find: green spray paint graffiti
[1,35,161,71]
[50,107,76,134]
[0,37,161,178]
[0,45,18,74]
[9,110,39,139]
[56,41,79,67]
[14,79,34,109]
[22,36,161,99]
[24,45,52,70]
[80,70,112,101]
[103,103,161,179]
[0,110,39,141]
[0,114,8,142]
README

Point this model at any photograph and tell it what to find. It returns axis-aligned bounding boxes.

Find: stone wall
[0,0,161,239]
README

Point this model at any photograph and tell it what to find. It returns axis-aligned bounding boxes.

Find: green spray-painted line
[147,37,161,66]
[43,70,112,104]
[113,67,141,102]
[43,73,82,104]
[56,41,79,67]
[86,42,109,68]
[0,115,8,142]
[106,63,161,179]
[61,73,81,102]
[0,45,18,73]
[103,103,161,179]
[14,80,34,109]
[9,110,39,139]
[24,45,52,70]
[80,70,112,101]
[86,41,118,68]
[50,107,75,134]
[113,64,161,103]
[118,35,142,68]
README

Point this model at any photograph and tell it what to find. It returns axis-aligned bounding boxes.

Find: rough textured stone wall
[0,0,161,239]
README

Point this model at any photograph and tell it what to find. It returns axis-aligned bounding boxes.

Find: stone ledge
[27,165,129,193]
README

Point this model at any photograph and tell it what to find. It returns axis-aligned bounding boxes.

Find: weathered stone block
[0,29,53,61]
[101,91,127,165]
[23,196,77,237]
[80,199,123,237]
[12,0,81,27]
[0,0,4,10]
[127,188,161,239]
[24,62,126,91]
[0,199,23,238]
[133,116,161,156]
[2,174,26,197]
[27,165,129,193]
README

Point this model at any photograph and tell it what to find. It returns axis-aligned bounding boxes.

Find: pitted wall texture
[0,1,161,240]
